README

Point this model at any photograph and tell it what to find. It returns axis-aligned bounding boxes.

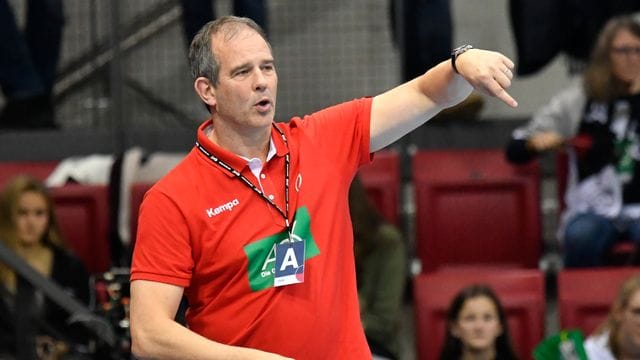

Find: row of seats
[368,149,634,270]
[359,148,541,272]
[0,148,542,275]
[7,147,621,275]
[414,267,640,360]
[0,151,405,274]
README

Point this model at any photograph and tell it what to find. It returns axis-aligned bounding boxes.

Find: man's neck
[207,122,272,163]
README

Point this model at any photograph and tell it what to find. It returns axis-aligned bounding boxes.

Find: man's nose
[253,70,268,90]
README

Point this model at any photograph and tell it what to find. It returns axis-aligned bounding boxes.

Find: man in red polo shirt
[129,16,517,359]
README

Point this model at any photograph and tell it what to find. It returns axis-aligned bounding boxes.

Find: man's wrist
[451,44,473,74]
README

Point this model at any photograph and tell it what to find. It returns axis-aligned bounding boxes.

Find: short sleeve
[294,97,373,172]
[130,188,193,287]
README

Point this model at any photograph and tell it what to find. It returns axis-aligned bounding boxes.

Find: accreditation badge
[274,240,305,287]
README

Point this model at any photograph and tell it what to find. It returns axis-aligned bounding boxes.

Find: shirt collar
[196,119,289,177]
[238,137,277,163]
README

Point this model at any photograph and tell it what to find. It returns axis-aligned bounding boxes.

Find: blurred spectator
[0,0,62,129]
[510,1,640,76]
[0,175,90,357]
[505,15,640,267]
[585,274,640,359]
[533,329,588,359]
[349,176,406,360]
[179,0,267,44]
[439,284,519,360]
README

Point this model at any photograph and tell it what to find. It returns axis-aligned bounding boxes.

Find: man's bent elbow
[130,323,156,359]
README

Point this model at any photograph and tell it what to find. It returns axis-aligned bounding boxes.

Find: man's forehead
[212,29,272,63]
[212,25,260,45]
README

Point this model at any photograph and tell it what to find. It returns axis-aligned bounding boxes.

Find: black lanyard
[195,124,292,237]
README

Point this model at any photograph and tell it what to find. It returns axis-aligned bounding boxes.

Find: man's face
[210,28,277,130]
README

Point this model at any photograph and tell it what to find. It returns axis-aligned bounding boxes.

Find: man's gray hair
[188,16,270,86]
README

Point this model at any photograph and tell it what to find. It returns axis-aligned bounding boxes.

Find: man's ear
[194,76,216,109]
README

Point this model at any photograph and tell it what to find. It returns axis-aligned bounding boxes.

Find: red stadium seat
[51,184,111,274]
[414,269,545,360]
[412,149,541,272]
[357,150,401,225]
[0,161,58,190]
[558,267,640,336]
[130,182,154,247]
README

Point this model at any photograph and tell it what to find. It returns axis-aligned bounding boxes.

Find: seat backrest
[51,184,111,274]
[558,268,640,336]
[130,182,154,248]
[412,149,541,272]
[0,161,58,190]
[414,269,545,360]
[357,150,401,225]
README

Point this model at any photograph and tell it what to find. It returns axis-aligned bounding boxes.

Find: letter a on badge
[273,241,305,287]
[279,247,299,271]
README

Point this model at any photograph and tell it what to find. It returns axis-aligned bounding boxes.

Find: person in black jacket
[505,15,640,267]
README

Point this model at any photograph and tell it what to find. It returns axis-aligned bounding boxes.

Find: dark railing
[0,240,116,359]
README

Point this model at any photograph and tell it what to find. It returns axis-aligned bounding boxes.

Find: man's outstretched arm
[370,48,516,152]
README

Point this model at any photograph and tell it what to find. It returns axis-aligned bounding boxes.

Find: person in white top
[585,275,640,359]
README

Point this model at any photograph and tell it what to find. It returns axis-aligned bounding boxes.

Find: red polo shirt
[131,97,373,358]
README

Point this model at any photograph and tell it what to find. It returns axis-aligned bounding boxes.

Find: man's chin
[256,111,275,122]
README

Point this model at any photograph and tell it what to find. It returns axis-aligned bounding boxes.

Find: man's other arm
[130,280,292,360]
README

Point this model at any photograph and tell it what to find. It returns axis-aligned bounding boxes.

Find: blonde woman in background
[0,175,90,357]
[585,275,640,359]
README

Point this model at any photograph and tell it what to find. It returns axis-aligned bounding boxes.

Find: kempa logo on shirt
[243,206,320,291]
[205,199,240,218]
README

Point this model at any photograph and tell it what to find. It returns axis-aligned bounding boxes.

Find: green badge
[533,329,588,360]
[244,207,320,291]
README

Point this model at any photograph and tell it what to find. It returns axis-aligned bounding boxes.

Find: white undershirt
[239,138,277,182]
